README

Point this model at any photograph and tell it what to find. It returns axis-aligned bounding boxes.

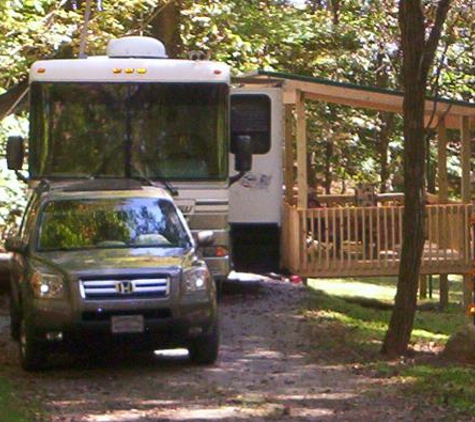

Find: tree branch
[421,0,451,77]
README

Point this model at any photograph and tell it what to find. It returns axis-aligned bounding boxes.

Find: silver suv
[6,179,219,370]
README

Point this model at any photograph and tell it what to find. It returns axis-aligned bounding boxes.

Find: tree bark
[149,0,182,58]
[324,139,333,194]
[382,0,451,356]
[379,113,395,193]
[0,81,28,121]
[375,47,395,193]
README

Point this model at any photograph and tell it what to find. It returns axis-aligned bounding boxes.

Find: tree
[382,0,452,356]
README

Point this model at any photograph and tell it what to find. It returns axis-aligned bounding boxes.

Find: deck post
[284,104,295,204]
[419,275,428,299]
[461,115,472,309]
[296,90,308,210]
[437,118,449,308]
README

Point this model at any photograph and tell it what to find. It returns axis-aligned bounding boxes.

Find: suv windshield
[36,198,191,252]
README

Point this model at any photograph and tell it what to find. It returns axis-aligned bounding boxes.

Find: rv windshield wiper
[131,166,178,197]
[136,175,178,197]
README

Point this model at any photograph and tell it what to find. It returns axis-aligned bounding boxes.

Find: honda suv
[5,179,219,370]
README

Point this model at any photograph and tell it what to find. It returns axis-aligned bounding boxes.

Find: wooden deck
[282,202,473,278]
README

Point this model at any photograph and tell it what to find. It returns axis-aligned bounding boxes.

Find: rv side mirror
[196,230,215,247]
[4,237,27,255]
[6,136,25,171]
[234,135,252,172]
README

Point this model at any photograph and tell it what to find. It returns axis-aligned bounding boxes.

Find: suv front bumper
[26,294,217,349]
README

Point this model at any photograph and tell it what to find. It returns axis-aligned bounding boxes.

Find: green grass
[401,365,475,418]
[0,377,37,422]
[305,276,474,416]
[307,276,467,346]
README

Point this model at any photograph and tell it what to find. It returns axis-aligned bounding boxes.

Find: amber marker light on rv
[37,68,46,74]
[125,68,134,74]
[137,68,147,74]
[112,68,122,74]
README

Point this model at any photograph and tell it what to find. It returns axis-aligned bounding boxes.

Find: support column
[296,90,308,209]
[284,104,294,204]
[419,275,427,299]
[461,115,472,309]
[437,118,449,309]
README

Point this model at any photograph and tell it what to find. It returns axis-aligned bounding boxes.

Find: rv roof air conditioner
[107,36,168,59]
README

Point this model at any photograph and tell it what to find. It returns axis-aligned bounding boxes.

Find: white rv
[7,37,284,280]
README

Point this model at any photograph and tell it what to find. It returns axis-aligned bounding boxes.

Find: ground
[0,279,451,421]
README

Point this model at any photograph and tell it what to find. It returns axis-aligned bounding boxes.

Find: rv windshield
[29,82,228,181]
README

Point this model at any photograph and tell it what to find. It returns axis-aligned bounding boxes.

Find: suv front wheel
[19,316,48,371]
[188,322,219,365]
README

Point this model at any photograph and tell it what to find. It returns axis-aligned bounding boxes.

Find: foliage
[0,114,28,244]
[0,0,164,244]
[1,0,475,239]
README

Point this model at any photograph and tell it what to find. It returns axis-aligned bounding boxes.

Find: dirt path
[0,280,420,421]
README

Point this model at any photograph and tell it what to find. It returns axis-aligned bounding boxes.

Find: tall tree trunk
[426,133,437,194]
[307,154,316,188]
[341,168,346,194]
[379,113,395,193]
[324,139,333,194]
[382,0,451,356]
[330,0,340,25]
[375,47,395,193]
[149,0,182,58]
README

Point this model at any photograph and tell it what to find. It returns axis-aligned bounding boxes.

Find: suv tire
[9,300,20,341]
[19,317,48,371]
[188,322,219,365]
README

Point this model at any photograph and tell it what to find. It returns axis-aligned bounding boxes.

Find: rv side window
[231,94,271,155]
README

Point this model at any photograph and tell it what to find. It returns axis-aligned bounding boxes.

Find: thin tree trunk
[324,139,333,194]
[149,0,182,58]
[330,0,340,25]
[307,154,316,188]
[379,113,395,193]
[375,47,395,193]
[426,133,436,194]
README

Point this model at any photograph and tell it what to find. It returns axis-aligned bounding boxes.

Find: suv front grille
[79,277,170,300]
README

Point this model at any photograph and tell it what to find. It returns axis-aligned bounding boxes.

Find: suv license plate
[111,315,144,334]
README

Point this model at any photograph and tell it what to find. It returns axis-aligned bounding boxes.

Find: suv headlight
[31,271,64,299]
[183,267,210,293]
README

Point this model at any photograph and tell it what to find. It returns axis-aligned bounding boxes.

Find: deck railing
[282,203,472,277]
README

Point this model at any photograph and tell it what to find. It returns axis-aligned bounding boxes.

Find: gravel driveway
[0,279,418,421]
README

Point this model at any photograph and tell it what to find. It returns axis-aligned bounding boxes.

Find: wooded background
[1,0,473,241]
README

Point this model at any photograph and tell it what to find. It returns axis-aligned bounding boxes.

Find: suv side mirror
[4,237,27,255]
[196,230,215,247]
[234,135,252,172]
[6,136,25,171]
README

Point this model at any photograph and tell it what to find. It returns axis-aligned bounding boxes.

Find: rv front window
[30,82,228,181]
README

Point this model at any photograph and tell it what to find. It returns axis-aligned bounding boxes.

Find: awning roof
[235,70,475,129]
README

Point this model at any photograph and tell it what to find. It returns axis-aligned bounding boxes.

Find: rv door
[229,88,283,271]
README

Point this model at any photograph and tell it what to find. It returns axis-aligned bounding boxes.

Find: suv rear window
[36,198,191,251]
